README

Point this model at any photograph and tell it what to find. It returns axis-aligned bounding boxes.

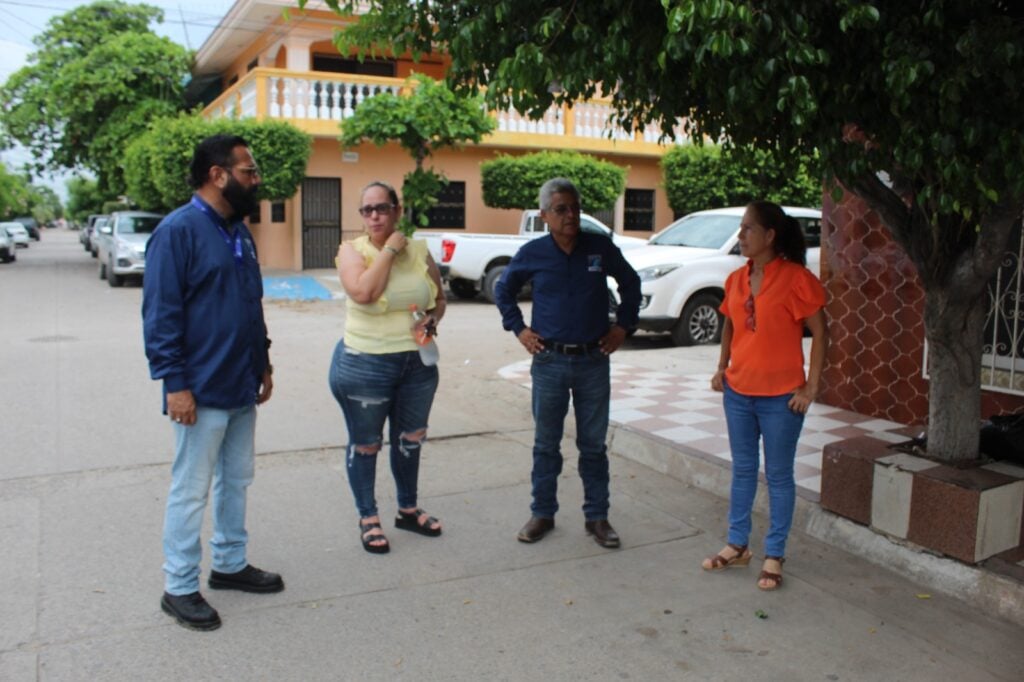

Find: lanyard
[191,196,244,265]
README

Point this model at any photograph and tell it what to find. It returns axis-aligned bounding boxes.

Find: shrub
[662,144,822,217]
[125,114,312,211]
[481,151,626,211]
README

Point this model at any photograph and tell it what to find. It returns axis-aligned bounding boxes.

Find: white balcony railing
[266,75,401,121]
[205,70,688,149]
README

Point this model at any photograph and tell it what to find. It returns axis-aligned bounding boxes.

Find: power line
[0,5,42,33]
[0,0,336,38]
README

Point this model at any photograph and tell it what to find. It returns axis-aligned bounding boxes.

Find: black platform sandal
[359,520,390,554]
[394,508,442,537]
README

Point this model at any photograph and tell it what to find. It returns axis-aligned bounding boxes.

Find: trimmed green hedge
[481,151,626,211]
[125,114,312,212]
[662,144,822,217]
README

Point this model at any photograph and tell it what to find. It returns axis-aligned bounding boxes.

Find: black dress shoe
[208,564,285,593]
[161,592,221,631]
[517,516,555,543]
[585,519,621,548]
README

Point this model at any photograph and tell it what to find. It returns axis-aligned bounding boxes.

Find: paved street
[2,230,1023,681]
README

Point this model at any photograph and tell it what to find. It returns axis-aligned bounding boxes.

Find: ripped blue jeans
[328,340,439,519]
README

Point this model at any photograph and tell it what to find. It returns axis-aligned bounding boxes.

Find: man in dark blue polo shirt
[495,177,641,548]
[143,134,283,631]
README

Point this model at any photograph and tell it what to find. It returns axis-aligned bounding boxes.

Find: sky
[0,0,238,199]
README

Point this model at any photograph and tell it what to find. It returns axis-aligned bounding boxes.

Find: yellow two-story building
[193,0,686,269]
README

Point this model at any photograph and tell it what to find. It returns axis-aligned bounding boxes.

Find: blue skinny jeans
[328,341,439,519]
[723,380,805,558]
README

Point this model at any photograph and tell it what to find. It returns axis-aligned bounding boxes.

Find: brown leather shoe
[517,516,555,543]
[585,519,621,548]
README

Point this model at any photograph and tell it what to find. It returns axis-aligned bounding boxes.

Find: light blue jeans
[723,381,805,558]
[163,405,256,595]
[529,349,611,521]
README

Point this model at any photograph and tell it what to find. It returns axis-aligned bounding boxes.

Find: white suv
[610,206,822,346]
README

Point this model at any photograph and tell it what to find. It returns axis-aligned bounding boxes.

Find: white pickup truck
[417,210,647,303]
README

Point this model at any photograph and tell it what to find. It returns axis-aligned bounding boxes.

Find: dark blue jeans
[529,349,611,521]
[328,341,439,518]
[722,380,805,557]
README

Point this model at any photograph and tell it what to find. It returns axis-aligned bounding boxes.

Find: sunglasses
[358,203,395,217]
[745,294,756,332]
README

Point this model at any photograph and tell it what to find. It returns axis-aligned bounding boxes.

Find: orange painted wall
[247,200,294,270]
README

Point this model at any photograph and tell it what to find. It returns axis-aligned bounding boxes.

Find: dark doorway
[302,178,341,269]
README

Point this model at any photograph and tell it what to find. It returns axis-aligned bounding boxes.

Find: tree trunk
[922,285,987,462]
[840,170,1022,465]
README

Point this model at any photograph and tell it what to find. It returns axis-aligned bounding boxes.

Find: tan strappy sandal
[701,543,753,571]
[757,556,785,590]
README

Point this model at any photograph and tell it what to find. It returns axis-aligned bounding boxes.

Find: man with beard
[143,134,282,631]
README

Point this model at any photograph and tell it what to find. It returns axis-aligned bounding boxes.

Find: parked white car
[0,223,18,262]
[95,211,163,287]
[3,222,30,248]
[610,206,822,346]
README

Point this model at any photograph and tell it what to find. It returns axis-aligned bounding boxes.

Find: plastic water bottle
[409,304,440,366]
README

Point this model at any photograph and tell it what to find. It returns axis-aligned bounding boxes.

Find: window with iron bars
[982,217,1024,395]
[417,181,465,229]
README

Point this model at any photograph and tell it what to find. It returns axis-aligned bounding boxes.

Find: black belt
[544,341,601,355]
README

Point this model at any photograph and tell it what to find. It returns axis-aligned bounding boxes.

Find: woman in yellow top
[329,181,446,554]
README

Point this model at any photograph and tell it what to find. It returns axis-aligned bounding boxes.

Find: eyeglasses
[745,294,756,332]
[549,203,581,216]
[232,165,262,178]
[358,203,395,217]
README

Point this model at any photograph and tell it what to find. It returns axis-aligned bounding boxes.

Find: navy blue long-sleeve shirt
[495,232,641,343]
[142,196,269,412]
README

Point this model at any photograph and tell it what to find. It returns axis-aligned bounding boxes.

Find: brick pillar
[819,191,930,424]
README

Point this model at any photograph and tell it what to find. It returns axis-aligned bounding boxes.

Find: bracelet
[383,246,399,256]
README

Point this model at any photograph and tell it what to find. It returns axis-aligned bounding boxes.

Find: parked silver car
[81,213,107,252]
[95,211,163,287]
[88,216,111,258]
[0,223,18,262]
[3,222,30,248]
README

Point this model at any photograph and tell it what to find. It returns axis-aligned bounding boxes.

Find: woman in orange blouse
[701,201,828,591]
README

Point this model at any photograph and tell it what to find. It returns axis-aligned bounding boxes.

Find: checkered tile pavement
[498,359,912,501]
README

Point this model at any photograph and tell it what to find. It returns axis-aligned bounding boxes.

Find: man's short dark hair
[189,134,249,189]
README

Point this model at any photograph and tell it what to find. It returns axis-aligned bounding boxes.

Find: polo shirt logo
[587,254,603,272]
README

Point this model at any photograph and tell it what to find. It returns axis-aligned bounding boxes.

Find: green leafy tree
[0,162,32,219]
[65,176,114,222]
[319,0,1024,462]
[662,144,821,216]
[338,73,496,233]
[27,186,63,223]
[0,2,190,194]
[124,114,312,211]
[481,151,626,211]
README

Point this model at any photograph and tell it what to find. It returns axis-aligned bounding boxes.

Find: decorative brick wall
[819,191,1024,424]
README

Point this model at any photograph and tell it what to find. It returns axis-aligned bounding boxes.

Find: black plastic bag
[979,413,1024,465]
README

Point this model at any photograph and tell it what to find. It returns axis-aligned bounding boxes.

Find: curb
[608,422,1024,627]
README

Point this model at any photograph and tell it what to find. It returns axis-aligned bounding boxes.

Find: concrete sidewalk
[2,235,1023,680]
